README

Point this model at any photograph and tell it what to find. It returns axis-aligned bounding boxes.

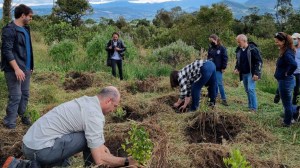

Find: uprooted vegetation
[185,111,275,144]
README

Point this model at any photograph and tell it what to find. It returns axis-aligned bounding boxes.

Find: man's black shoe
[21,117,31,126]
[274,94,280,104]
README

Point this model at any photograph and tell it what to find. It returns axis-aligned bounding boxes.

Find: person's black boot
[21,116,31,126]
[274,94,280,104]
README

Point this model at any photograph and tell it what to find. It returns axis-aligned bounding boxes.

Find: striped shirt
[178,60,205,99]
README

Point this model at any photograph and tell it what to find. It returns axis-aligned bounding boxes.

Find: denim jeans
[216,71,226,100]
[190,61,217,111]
[293,74,300,105]
[111,59,123,80]
[3,71,31,128]
[22,132,94,167]
[242,73,258,110]
[278,77,298,125]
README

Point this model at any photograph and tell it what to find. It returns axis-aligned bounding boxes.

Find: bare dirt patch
[63,71,93,91]
[0,123,27,165]
[126,77,169,94]
[185,112,274,144]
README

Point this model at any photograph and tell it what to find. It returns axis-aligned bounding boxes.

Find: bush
[152,40,199,68]
[49,40,77,70]
[44,22,80,45]
[247,34,278,60]
[122,122,153,165]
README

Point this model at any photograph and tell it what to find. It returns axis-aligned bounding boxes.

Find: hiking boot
[274,94,280,104]
[293,106,300,122]
[21,116,31,126]
[221,100,229,106]
[2,156,20,168]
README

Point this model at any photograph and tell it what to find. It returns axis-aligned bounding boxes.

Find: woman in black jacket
[207,34,228,106]
[105,32,126,80]
[274,32,300,127]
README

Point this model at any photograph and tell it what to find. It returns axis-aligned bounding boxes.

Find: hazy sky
[0,0,248,7]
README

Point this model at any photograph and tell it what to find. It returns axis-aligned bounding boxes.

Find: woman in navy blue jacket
[207,34,228,106]
[274,32,300,127]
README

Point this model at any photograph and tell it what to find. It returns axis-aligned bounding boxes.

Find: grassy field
[0,32,300,168]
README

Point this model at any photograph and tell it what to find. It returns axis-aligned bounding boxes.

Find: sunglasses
[275,32,286,41]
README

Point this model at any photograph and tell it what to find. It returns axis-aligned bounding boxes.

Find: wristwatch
[124,157,129,166]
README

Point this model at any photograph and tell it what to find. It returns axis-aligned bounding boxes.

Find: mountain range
[1,0,300,21]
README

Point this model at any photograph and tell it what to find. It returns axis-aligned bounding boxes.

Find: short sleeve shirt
[23,96,105,150]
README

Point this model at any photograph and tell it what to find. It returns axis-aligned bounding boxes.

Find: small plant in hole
[113,107,126,119]
[25,109,40,123]
[223,149,251,168]
[122,122,154,165]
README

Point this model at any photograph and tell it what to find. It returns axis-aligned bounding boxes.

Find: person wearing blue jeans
[274,32,300,127]
[170,60,217,112]
[1,4,34,129]
[242,73,257,110]
[3,87,139,168]
[208,34,228,106]
[234,34,262,112]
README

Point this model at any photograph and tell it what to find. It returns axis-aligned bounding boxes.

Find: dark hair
[14,4,33,19]
[209,34,222,46]
[274,32,296,56]
[170,71,179,88]
[112,32,119,37]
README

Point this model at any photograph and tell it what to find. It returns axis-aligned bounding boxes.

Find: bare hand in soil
[128,157,141,167]
[179,105,188,113]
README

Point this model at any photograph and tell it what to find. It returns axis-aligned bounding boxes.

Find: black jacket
[274,48,297,80]
[207,45,228,71]
[105,39,126,60]
[1,21,34,72]
[235,42,263,81]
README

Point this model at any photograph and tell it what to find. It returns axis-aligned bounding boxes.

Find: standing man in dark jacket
[208,34,229,106]
[1,4,34,129]
[105,32,126,80]
[234,34,262,112]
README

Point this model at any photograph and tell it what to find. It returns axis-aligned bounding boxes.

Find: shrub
[122,122,153,165]
[44,22,80,45]
[112,107,126,119]
[152,40,199,68]
[223,149,251,168]
[247,34,278,60]
[49,40,77,70]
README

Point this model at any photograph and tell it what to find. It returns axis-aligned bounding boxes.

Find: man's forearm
[9,60,21,71]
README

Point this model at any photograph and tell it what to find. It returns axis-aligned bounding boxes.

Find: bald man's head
[98,86,120,115]
[98,86,120,101]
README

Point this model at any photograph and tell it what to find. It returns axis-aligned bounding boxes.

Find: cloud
[128,0,180,3]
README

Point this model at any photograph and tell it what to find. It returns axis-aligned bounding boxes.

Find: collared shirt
[178,60,205,99]
[23,96,105,150]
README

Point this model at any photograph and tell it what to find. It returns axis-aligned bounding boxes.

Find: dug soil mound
[187,143,286,168]
[185,112,274,144]
[105,121,169,168]
[126,77,169,94]
[63,71,93,91]
[187,143,229,168]
[155,94,178,107]
[0,123,27,165]
[111,100,172,123]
